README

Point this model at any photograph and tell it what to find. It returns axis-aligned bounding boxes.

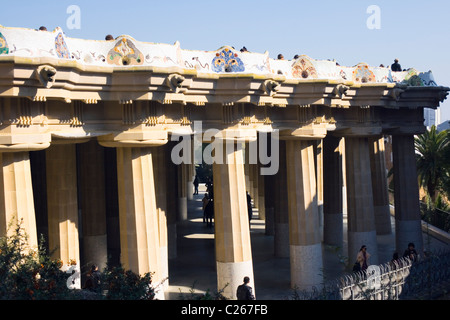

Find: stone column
[186,151,194,201]
[369,136,392,235]
[344,137,379,265]
[104,147,120,267]
[244,143,252,195]
[177,164,188,221]
[213,140,254,300]
[315,140,324,239]
[116,147,163,298]
[285,140,323,290]
[77,140,108,271]
[257,163,265,220]
[392,135,423,255]
[153,145,169,289]
[251,163,259,209]
[264,172,275,236]
[166,142,178,260]
[274,140,289,257]
[262,133,275,235]
[46,144,80,286]
[0,152,38,249]
[323,135,344,248]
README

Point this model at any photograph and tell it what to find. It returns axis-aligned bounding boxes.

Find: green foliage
[0,219,157,300]
[0,220,71,300]
[100,264,155,300]
[414,126,450,231]
[414,125,449,201]
[177,281,228,300]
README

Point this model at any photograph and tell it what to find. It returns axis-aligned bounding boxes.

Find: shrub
[0,220,72,300]
[100,263,155,300]
[0,219,156,300]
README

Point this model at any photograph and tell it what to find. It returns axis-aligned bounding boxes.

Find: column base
[274,222,290,258]
[323,212,343,247]
[168,223,177,259]
[374,204,392,235]
[290,243,323,291]
[395,219,423,255]
[258,196,265,220]
[178,197,187,221]
[348,230,378,266]
[318,201,324,241]
[216,260,255,300]
[187,181,194,200]
[160,245,169,290]
[265,207,275,235]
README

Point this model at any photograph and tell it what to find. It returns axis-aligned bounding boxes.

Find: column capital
[0,132,51,152]
[97,131,168,148]
[278,127,327,140]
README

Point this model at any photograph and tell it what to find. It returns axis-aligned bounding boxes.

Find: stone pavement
[165,184,449,300]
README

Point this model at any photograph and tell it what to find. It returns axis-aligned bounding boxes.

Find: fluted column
[166,142,178,260]
[274,140,289,257]
[0,152,38,249]
[77,140,108,271]
[369,136,392,235]
[392,135,423,254]
[213,140,254,300]
[251,163,259,209]
[264,172,275,235]
[244,143,252,195]
[116,147,163,298]
[323,135,344,247]
[153,145,169,289]
[177,164,188,221]
[257,163,265,220]
[344,137,379,265]
[286,140,323,290]
[315,140,324,239]
[46,144,80,286]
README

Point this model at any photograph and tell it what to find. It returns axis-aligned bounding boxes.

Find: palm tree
[414,125,449,201]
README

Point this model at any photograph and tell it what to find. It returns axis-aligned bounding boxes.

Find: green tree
[414,125,449,201]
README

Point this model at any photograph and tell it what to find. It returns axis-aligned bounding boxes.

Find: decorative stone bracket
[333,84,349,98]
[35,65,57,88]
[165,74,186,93]
[389,88,405,101]
[261,80,280,97]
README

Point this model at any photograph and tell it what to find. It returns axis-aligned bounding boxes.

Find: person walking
[356,245,370,271]
[193,175,199,195]
[236,276,255,300]
[205,198,214,228]
[202,193,209,223]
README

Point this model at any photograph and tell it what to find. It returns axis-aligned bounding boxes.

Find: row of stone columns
[245,133,423,291]
[0,132,424,298]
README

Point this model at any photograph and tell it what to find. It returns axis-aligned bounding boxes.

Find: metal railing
[291,249,450,300]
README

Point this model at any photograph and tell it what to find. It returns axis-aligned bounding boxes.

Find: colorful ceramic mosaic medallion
[403,68,424,86]
[0,32,9,55]
[212,47,245,73]
[107,38,144,66]
[292,56,318,79]
[55,32,71,59]
[352,63,375,83]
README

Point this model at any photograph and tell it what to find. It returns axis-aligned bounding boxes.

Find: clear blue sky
[2,0,449,122]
